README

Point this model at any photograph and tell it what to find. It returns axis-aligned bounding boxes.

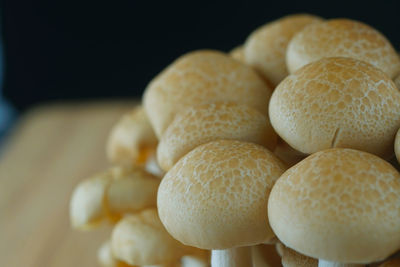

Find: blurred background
[1,0,400,139]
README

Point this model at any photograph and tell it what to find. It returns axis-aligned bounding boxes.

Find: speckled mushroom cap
[157,140,286,250]
[268,148,400,263]
[107,106,158,166]
[395,129,400,164]
[379,258,400,267]
[111,209,189,266]
[143,50,273,137]
[244,14,323,86]
[287,19,400,78]
[280,245,318,267]
[229,46,245,63]
[70,166,160,229]
[269,57,400,157]
[157,102,277,171]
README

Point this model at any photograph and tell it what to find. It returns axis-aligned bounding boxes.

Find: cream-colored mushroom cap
[70,166,159,229]
[395,129,400,164]
[107,106,158,166]
[379,258,400,267]
[111,209,189,266]
[157,102,277,171]
[268,148,400,263]
[143,50,273,137]
[244,14,323,86]
[98,241,132,267]
[158,140,286,249]
[229,46,245,63]
[287,19,400,78]
[269,57,400,157]
[280,245,318,267]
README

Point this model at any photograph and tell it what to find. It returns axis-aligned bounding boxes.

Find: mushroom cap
[98,241,131,267]
[379,258,400,267]
[395,129,400,165]
[244,14,323,86]
[111,209,188,266]
[70,166,159,229]
[158,140,286,250]
[269,57,400,157]
[280,245,318,267]
[107,106,158,166]
[229,46,245,63]
[157,102,277,171]
[268,148,400,263]
[287,19,400,78]
[143,50,273,137]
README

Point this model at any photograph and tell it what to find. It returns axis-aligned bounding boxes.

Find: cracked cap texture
[268,148,400,263]
[244,13,323,86]
[143,50,273,137]
[287,19,400,78]
[157,140,286,250]
[157,102,277,171]
[269,57,400,157]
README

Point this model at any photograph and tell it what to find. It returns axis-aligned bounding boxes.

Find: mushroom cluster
[70,14,400,267]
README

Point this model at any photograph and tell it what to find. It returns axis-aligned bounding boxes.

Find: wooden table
[0,101,136,267]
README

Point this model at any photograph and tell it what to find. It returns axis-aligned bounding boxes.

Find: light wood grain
[0,101,136,267]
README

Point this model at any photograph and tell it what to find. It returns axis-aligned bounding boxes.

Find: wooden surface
[0,101,136,267]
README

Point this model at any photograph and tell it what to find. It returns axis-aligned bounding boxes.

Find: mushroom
[268,148,400,267]
[143,50,273,137]
[98,240,133,267]
[378,258,400,267]
[244,14,323,86]
[229,46,245,63]
[279,244,318,267]
[158,140,286,267]
[157,102,277,171]
[70,166,160,229]
[396,129,400,164]
[286,19,400,79]
[107,106,158,166]
[269,57,400,158]
[111,209,203,266]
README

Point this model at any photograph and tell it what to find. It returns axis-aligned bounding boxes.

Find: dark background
[2,1,400,111]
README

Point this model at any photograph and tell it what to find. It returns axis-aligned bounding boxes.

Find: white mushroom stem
[211,247,253,267]
[318,259,364,267]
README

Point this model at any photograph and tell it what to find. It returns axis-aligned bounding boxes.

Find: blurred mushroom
[143,50,273,137]
[107,106,158,166]
[98,240,133,267]
[70,166,160,229]
[244,14,323,86]
[158,140,286,267]
[279,244,317,267]
[157,102,277,171]
[111,209,201,266]
[286,19,400,78]
[229,46,245,63]
[268,148,400,266]
[269,57,400,158]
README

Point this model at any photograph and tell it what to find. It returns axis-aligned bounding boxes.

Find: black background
[2,1,400,111]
